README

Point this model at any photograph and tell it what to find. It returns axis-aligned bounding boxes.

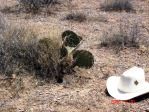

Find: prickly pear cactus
[60,46,68,59]
[61,30,82,47]
[37,30,94,83]
[73,50,94,69]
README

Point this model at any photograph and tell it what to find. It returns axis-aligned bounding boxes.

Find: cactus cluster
[38,30,94,83]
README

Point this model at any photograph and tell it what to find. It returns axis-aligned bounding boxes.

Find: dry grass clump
[0,15,61,82]
[100,0,134,12]
[100,23,141,48]
[63,12,87,22]
[0,15,6,33]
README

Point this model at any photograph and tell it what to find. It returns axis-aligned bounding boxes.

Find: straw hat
[106,66,149,100]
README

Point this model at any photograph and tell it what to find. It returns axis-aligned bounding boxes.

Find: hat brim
[106,76,149,100]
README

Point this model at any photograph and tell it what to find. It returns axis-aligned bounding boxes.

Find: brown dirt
[0,0,149,112]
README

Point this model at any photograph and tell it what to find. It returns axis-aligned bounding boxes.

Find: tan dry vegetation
[0,0,149,112]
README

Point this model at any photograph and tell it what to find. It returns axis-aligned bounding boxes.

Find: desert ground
[0,0,149,112]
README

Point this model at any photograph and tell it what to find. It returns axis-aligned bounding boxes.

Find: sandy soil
[0,0,149,111]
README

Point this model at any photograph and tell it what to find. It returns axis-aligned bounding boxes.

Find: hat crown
[118,67,145,93]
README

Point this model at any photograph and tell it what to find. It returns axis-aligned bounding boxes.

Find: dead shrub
[0,15,61,82]
[19,0,53,13]
[100,0,134,12]
[19,0,62,14]
[1,0,61,15]
[63,12,87,22]
[100,23,141,48]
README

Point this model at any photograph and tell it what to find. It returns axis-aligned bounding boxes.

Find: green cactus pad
[60,46,68,58]
[73,50,94,69]
[62,30,82,47]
